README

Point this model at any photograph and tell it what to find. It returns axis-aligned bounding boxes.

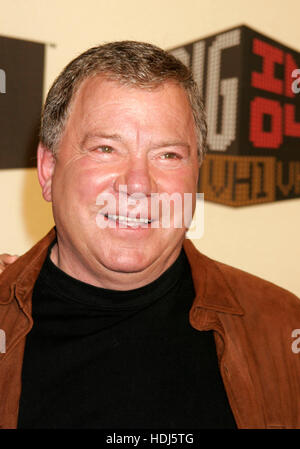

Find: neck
[50,239,183,291]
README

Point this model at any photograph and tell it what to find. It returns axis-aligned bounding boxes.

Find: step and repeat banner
[0,35,44,169]
[170,25,300,207]
[1,29,299,207]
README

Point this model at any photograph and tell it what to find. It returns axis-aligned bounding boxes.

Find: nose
[114,156,157,197]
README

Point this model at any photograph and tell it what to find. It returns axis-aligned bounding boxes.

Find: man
[0,41,300,430]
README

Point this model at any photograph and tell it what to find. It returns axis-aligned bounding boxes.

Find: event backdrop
[170,25,300,207]
[0,35,45,169]
[1,28,299,206]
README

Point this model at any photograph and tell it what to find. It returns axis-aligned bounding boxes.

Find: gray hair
[40,40,207,163]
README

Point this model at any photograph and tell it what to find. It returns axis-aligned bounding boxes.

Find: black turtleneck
[17,245,236,429]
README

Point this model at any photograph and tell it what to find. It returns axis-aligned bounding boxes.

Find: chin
[101,250,154,274]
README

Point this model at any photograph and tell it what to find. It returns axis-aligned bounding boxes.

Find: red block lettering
[285,104,300,137]
[285,53,298,97]
[252,39,283,94]
[250,97,282,148]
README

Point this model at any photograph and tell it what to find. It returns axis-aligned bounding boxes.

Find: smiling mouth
[104,213,153,225]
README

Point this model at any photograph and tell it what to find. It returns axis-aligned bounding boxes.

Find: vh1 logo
[169,25,300,206]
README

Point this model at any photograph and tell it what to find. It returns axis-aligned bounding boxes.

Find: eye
[160,152,181,160]
[96,145,114,153]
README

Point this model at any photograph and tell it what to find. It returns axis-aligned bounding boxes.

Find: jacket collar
[0,228,243,316]
[183,239,244,316]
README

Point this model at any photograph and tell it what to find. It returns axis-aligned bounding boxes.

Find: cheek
[58,163,116,204]
[156,169,197,224]
[157,169,197,195]
[76,172,101,202]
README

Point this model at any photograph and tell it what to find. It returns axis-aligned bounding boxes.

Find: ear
[37,142,56,202]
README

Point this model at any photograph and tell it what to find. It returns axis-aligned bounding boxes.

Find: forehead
[68,76,195,131]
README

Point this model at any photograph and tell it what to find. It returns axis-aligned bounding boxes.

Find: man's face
[39,76,199,287]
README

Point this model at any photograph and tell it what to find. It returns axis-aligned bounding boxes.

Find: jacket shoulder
[184,239,300,314]
[212,256,300,316]
[0,228,56,302]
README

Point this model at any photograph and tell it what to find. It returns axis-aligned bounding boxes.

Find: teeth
[107,214,151,224]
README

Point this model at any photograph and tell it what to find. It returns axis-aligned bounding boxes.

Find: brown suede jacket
[0,227,300,429]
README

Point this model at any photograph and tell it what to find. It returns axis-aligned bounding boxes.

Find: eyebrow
[80,133,123,147]
[80,133,190,152]
[149,141,191,152]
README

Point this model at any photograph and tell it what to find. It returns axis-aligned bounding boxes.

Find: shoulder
[0,229,56,302]
[214,257,300,312]
[183,239,300,320]
[203,254,300,332]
